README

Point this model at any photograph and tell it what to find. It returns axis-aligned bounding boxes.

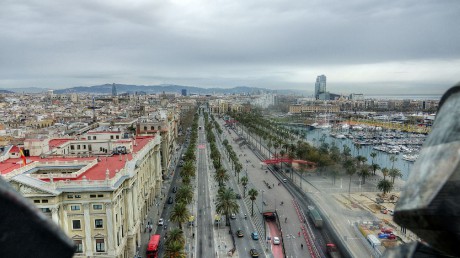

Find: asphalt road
[212,126,267,258]
[221,120,314,258]
[195,114,216,258]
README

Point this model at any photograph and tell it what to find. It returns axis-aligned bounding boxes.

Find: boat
[402,154,418,162]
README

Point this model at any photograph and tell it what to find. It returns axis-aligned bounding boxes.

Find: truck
[309,208,323,228]
[367,234,381,248]
[326,243,341,258]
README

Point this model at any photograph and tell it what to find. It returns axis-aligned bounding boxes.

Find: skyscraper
[181,89,187,96]
[112,83,117,96]
[314,75,326,99]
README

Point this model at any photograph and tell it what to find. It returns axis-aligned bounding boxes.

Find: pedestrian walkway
[137,145,183,258]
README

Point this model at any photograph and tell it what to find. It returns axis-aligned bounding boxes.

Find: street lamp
[261,190,266,241]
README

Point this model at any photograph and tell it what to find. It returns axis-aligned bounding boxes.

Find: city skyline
[1,0,459,94]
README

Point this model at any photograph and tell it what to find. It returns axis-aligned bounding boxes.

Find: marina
[294,125,426,180]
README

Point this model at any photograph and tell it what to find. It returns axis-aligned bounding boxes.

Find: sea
[365,94,442,101]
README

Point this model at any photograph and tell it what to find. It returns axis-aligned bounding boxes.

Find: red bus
[146,234,161,258]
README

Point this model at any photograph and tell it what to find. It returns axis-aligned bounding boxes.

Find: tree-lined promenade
[163,110,199,258]
[229,110,402,197]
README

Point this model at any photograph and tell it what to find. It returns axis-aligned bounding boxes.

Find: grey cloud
[0,0,459,92]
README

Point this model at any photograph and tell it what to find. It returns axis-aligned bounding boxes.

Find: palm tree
[180,161,196,179]
[235,162,243,183]
[330,164,340,186]
[165,228,185,246]
[357,165,371,185]
[164,241,186,258]
[248,188,258,216]
[175,185,193,204]
[214,168,229,187]
[216,187,239,226]
[371,163,381,176]
[343,159,357,196]
[241,176,249,197]
[170,202,190,230]
[389,168,403,184]
[356,155,367,167]
[389,155,398,169]
[370,152,377,165]
[381,167,389,180]
[377,179,393,196]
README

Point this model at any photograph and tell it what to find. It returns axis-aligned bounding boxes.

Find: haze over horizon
[1,0,459,94]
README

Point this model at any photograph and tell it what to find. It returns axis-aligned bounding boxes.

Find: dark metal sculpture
[0,177,75,258]
[387,84,460,257]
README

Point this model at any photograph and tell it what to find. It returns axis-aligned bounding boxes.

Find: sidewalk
[137,145,183,258]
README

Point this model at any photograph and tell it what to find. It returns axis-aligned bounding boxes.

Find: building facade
[314,75,327,99]
[2,132,162,258]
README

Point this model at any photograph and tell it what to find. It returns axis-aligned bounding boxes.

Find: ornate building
[2,132,162,258]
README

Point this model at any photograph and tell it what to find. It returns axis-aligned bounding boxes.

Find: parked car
[236,230,244,237]
[273,236,280,245]
[230,213,236,219]
[172,186,178,193]
[168,196,174,204]
[158,218,164,226]
[251,232,259,240]
[250,249,259,257]
[236,194,242,199]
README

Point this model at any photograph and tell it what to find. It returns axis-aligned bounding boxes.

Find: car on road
[282,178,287,183]
[249,249,259,257]
[251,232,259,240]
[236,230,244,237]
[172,186,178,193]
[273,236,280,245]
[158,218,164,226]
[230,213,236,219]
[168,196,174,204]
[236,194,241,199]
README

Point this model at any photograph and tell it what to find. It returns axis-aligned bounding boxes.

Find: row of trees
[205,114,239,227]
[230,110,402,196]
[163,110,200,258]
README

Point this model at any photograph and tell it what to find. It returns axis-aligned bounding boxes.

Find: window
[96,239,105,252]
[34,200,40,203]
[144,126,147,131]
[42,199,48,203]
[116,135,119,139]
[93,136,97,140]
[110,135,114,139]
[151,126,154,130]
[72,220,81,229]
[95,219,103,229]
[90,194,96,198]
[83,145,86,149]
[70,145,75,150]
[67,195,74,199]
[75,195,81,198]
[41,208,51,213]
[70,205,80,211]
[97,194,103,198]
[93,204,103,210]
[74,240,83,253]
[77,145,80,150]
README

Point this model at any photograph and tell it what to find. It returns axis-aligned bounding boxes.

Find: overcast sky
[1,0,459,94]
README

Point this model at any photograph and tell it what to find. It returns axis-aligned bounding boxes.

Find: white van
[282,178,287,183]
[367,234,381,248]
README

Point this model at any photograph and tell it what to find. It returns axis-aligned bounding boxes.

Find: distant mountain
[0,87,43,93]
[0,89,15,94]
[2,84,309,95]
[52,84,278,95]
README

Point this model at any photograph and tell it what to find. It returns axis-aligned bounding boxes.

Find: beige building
[289,104,340,114]
[2,133,162,258]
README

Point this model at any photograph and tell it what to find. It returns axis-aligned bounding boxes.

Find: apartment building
[2,131,162,258]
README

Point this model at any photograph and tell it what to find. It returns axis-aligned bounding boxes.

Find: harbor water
[300,128,420,181]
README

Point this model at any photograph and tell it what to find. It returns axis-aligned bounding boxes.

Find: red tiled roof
[1,136,156,182]
[49,139,73,149]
